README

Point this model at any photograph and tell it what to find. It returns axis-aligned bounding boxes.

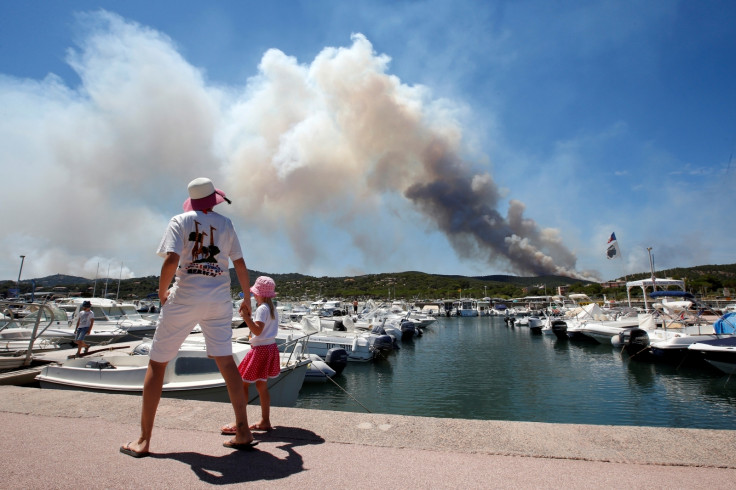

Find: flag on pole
[606,232,621,259]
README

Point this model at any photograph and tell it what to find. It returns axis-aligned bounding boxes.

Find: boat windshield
[97,305,145,321]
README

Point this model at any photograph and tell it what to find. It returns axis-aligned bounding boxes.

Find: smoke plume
[0,12,595,281]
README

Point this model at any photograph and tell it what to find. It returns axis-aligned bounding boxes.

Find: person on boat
[221,276,280,435]
[74,300,94,356]
[120,177,257,458]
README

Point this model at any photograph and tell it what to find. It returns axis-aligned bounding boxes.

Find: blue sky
[1,1,734,285]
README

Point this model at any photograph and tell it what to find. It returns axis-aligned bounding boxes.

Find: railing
[0,300,57,367]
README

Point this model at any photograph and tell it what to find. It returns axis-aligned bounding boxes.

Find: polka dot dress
[238,343,281,382]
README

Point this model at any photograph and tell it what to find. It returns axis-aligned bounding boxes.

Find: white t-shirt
[157,210,243,304]
[250,303,279,346]
[78,309,94,329]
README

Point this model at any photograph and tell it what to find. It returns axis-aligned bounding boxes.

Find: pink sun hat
[250,276,276,298]
[182,177,231,212]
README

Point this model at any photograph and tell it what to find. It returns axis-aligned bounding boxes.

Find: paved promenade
[1,385,734,488]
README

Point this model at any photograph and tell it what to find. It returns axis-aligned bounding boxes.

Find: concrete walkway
[1,385,734,488]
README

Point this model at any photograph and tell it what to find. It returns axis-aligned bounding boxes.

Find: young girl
[222,276,280,434]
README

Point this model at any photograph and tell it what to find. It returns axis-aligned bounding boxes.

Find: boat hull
[36,348,309,406]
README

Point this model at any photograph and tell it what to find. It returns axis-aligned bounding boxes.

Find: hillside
[3,263,735,301]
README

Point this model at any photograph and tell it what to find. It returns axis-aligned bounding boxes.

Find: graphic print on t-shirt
[185,220,223,277]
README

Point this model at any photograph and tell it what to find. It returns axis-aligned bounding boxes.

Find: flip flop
[249,424,273,432]
[120,443,150,458]
[220,424,237,435]
[223,440,259,451]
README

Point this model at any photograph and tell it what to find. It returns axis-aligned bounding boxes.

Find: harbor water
[296,315,736,429]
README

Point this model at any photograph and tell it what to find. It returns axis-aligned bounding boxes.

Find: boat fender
[293,342,303,358]
[325,347,348,375]
[133,342,151,355]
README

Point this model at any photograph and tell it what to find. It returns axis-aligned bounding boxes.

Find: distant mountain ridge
[4,263,734,300]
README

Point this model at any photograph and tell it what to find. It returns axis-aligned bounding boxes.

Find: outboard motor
[399,320,416,341]
[324,347,348,375]
[624,328,651,360]
[551,320,568,340]
[370,334,394,355]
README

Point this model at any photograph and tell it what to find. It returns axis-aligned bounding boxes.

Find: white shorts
[149,300,233,363]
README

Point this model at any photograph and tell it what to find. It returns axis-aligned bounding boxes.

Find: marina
[295,315,736,430]
[5,301,735,430]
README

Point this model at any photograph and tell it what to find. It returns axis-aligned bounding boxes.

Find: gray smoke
[0,12,597,281]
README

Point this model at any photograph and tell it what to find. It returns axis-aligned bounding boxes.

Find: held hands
[239,300,252,319]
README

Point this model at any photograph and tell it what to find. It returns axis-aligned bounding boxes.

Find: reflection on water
[295,316,736,429]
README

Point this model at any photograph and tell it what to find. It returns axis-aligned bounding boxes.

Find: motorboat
[688,337,736,374]
[55,297,157,343]
[36,336,310,406]
[528,316,543,334]
[274,315,389,362]
[617,293,725,364]
[456,299,479,317]
[685,312,736,373]
[476,298,491,316]
[576,308,641,345]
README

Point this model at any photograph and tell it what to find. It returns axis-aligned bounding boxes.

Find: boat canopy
[714,312,736,335]
[649,291,695,299]
[626,278,685,311]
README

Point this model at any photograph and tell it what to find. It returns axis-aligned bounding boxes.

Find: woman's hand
[159,288,170,306]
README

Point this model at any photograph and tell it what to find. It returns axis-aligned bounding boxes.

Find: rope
[309,360,372,413]
[279,336,373,413]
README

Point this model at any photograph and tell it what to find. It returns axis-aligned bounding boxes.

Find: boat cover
[649,291,695,299]
[714,312,736,334]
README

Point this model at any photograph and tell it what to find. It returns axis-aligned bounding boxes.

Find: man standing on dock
[120,177,256,458]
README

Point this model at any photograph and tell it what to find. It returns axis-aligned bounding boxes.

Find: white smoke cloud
[0,11,596,281]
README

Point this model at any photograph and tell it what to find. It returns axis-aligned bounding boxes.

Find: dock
[1,384,734,488]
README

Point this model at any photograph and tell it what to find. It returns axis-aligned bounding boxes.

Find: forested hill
[3,264,735,301]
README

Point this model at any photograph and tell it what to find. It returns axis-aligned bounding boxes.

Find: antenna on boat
[647,247,656,292]
[92,262,99,298]
[103,263,110,299]
[116,262,123,301]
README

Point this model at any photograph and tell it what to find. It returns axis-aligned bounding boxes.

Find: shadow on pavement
[152,426,325,485]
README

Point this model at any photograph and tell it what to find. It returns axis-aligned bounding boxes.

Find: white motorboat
[36,337,310,406]
[65,297,158,342]
[577,309,641,344]
[456,299,479,317]
[274,315,388,362]
[688,335,736,374]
